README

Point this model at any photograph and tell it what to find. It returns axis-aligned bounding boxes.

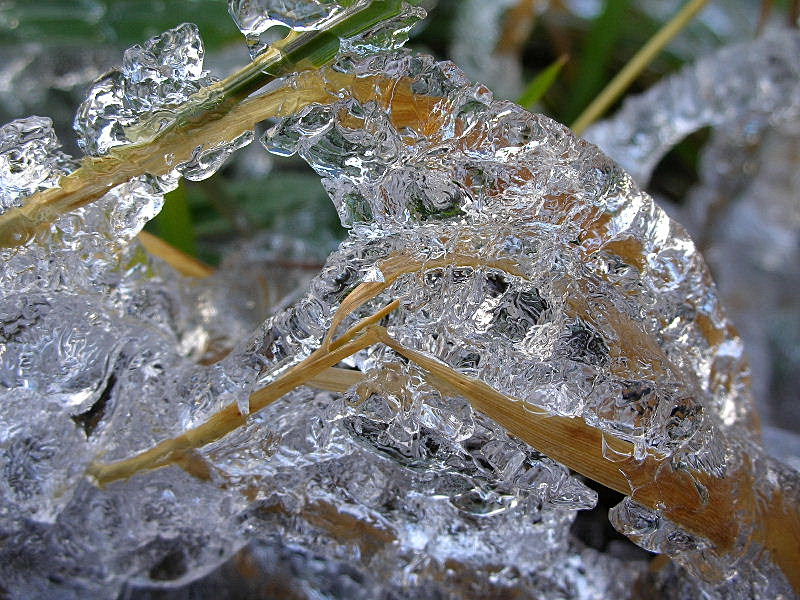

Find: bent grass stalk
[0,0,417,248]
[1,0,708,246]
[89,252,525,485]
[88,242,800,589]
[88,303,398,486]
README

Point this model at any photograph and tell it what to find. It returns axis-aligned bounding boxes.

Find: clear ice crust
[587,27,800,438]
[0,8,798,600]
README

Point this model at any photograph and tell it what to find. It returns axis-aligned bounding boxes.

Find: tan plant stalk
[369,327,800,591]
[0,0,420,248]
[571,0,710,135]
[88,252,523,486]
[89,232,800,589]
[13,4,793,587]
[88,309,394,486]
[137,230,214,278]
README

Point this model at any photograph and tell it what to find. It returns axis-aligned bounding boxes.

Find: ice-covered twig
[0,0,420,248]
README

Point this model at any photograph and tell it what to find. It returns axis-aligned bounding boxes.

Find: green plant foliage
[517,54,568,110]
[0,0,241,50]
[151,182,198,257]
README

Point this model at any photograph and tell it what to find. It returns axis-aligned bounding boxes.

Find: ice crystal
[229,0,424,58]
[0,116,74,210]
[229,0,365,56]
[449,0,524,99]
[74,23,213,156]
[70,21,255,188]
[585,28,800,185]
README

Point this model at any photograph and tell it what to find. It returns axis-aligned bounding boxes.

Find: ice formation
[449,0,525,100]
[585,28,800,185]
[0,3,798,599]
[586,28,800,434]
[229,0,365,56]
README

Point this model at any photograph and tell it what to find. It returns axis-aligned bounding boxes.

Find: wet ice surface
[0,13,797,600]
[587,27,800,436]
[74,23,214,157]
[0,116,75,211]
[72,23,254,182]
[228,0,367,56]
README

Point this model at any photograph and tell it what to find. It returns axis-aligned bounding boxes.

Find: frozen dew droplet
[178,130,255,182]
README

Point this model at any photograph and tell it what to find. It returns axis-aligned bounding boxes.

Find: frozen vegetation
[0,1,798,598]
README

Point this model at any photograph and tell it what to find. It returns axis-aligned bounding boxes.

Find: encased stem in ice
[0,0,417,248]
[370,327,800,593]
[88,302,397,486]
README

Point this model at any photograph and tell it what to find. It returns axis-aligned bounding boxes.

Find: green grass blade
[517,55,568,110]
[563,0,633,124]
[152,182,198,257]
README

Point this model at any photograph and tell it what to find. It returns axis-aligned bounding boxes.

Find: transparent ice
[72,23,254,182]
[449,0,524,100]
[229,0,368,56]
[585,28,800,185]
[587,27,800,436]
[0,8,797,600]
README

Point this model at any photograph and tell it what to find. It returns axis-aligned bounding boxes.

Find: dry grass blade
[571,0,710,135]
[308,367,364,393]
[137,230,214,278]
[87,297,398,486]
[0,70,342,249]
[369,327,800,592]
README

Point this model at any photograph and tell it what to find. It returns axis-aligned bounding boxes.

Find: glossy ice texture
[0,15,794,600]
[229,0,362,35]
[228,0,370,56]
[587,28,800,435]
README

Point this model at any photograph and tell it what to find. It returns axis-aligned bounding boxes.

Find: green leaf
[563,0,633,124]
[517,55,568,110]
[151,182,198,257]
[0,0,242,50]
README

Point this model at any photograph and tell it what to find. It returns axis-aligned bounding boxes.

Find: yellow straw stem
[571,0,710,135]
[137,230,214,278]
